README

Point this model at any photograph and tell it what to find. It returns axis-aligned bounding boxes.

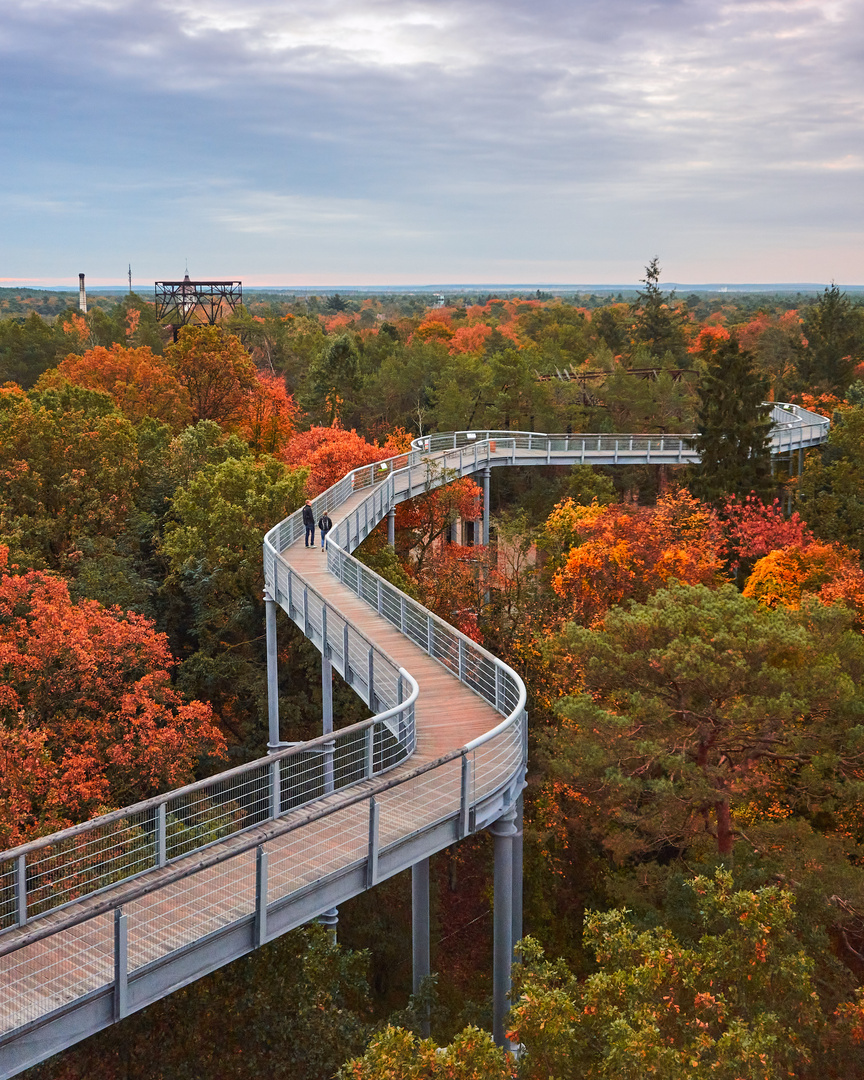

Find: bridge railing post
[365,725,375,779]
[16,854,26,927]
[156,802,167,868]
[460,753,472,838]
[255,847,268,947]
[366,798,379,887]
[270,759,281,820]
[113,908,128,1021]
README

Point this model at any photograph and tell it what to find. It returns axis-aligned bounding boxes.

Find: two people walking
[302,500,333,550]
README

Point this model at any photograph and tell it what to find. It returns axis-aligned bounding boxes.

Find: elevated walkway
[0,404,827,1077]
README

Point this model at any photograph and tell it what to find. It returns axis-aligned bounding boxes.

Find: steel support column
[264,590,280,750]
[490,806,517,1048]
[482,467,491,547]
[412,857,431,1036]
[387,507,396,547]
[512,793,524,960]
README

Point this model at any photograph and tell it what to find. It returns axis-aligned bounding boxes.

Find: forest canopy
[6,276,864,1080]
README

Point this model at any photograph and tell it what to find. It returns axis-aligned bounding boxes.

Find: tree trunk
[716,798,734,856]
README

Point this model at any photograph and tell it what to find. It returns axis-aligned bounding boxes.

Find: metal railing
[409,402,830,458]
[0,645,418,934]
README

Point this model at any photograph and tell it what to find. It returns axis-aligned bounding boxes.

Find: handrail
[0,437,527,940]
[0,566,420,931]
[0,399,830,934]
[408,402,830,455]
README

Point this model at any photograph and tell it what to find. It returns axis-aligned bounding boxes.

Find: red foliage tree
[283,425,411,494]
[722,495,812,566]
[395,474,482,573]
[0,549,225,845]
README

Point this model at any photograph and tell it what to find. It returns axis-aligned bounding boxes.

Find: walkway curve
[0,403,828,1077]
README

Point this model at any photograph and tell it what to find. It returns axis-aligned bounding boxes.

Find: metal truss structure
[154,275,242,327]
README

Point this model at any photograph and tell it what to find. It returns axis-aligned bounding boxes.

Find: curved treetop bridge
[0,403,828,1078]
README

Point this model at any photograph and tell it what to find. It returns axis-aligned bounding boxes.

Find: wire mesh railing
[409,403,830,458]
[0,671,417,935]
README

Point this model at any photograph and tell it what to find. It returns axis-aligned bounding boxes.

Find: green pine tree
[690,332,774,503]
[629,257,688,361]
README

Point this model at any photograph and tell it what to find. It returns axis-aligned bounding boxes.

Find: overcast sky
[2,0,862,287]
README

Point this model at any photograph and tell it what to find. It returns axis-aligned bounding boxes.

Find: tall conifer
[690,333,774,503]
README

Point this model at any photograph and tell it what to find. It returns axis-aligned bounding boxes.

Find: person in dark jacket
[318,512,333,550]
[302,500,315,547]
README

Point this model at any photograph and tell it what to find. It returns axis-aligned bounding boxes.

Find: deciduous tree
[0,548,224,845]
[510,872,826,1080]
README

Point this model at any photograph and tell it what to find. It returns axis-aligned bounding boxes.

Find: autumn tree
[722,494,812,564]
[395,468,482,574]
[161,453,308,749]
[690,332,774,503]
[283,425,407,494]
[510,873,827,1080]
[543,490,724,626]
[43,343,191,428]
[0,548,224,846]
[0,381,139,572]
[340,1025,514,1080]
[165,324,257,425]
[743,540,864,619]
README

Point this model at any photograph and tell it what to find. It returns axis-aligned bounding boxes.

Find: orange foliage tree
[44,344,192,428]
[0,549,225,846]
[237,370,298,455]
[743,540,864,618]
[546,490,725,625]
[448,323,493,355]
[283,425,411,494]
[395,472,482,574]
[163,326,296,453]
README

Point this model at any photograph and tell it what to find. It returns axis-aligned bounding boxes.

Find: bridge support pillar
[512,793,523,960]
[318,906,339,941]
[264,590,280,750]
[387,507,396,547]
[316,636,339,939]
[490,806,517,1048]
[482,468,491,547]
[412,857,432,1036]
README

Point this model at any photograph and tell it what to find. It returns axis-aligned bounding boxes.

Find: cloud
[1,0,863,280]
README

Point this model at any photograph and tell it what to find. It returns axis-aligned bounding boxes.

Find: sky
[1,0,863,287]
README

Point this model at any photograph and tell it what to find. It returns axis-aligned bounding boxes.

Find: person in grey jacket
[302,500,315,547]
[318,512,333,550]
